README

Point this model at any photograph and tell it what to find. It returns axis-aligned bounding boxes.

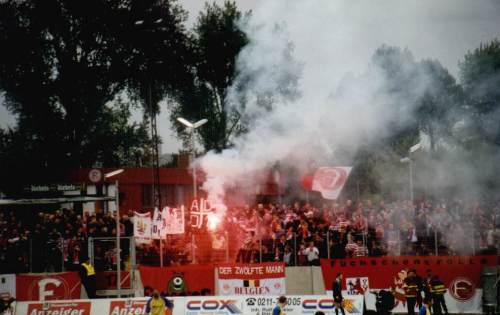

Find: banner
[190,199,213,229]
[165,206,185,235]
[185,296,246,315]
[139,265,215,296]
[16,272,81,301]
[311,167,352,200]
[242,295,364,315]
[13,296,356,315]
[152,208,166,239]
[217,262,286,295]
[26,301,91,315]
[108,300,149,315]
[321,256,499,313]
[133,211,152,244]
[0,274,16,300]
[15,298,185,315]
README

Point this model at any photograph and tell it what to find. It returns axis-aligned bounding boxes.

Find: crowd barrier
[4,256,497,314]
[13,295,364,315]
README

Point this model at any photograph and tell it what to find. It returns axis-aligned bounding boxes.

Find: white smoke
[198,0,500,214]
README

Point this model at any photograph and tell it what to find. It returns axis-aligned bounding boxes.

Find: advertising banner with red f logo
[312,167,352,200]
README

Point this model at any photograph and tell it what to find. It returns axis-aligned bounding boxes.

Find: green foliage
[455,39,500,198]
[0,0,190,190]
[170,1,249,152]
[460,39,500,114]
[459,39,500,145]
[415,60,464,150]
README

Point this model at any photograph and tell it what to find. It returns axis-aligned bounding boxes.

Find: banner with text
[14,296,363,315]
[164,206,185,235]
[26,301,91,315]
[185,296,246,315]
[242,295,364,315]
[16,272,81,301]
[139,265,215,296]
[321,256,499,314]
[15,298,184,315]
[133,211,152,244]
[152,207,166,239]
[217,262,286,295]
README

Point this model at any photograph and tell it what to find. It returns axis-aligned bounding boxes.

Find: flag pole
[160,208,163,267]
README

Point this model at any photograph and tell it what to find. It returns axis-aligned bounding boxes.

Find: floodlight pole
[409,158,414,203]
[105,169,124,298]
[115,179,121,297]
[191,129,197,199]
[176,118,208,201]
[401,142,421,203]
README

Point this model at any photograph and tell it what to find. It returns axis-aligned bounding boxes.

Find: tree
[170,1,249,152]
[459,39,500,145]
[0,0,190,190]
[457,39,500,198]
[415,59,463,151]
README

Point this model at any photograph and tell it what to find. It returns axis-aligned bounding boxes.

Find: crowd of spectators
[0,198,499,273]
[0,208,135,273]
[221,199,500,265]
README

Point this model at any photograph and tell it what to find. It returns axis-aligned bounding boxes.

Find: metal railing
[88,236,136,272]
[133,226,498,267]
[1,226,497,274]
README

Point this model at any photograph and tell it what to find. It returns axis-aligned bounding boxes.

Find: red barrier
[321,256,499,303]
[16,272,82,301]
[139,265,215,296]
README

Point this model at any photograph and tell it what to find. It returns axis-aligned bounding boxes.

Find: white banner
[217,263,286,296]
[218,278,286,295]
[165,206,185,235]
[133,211,152,244]
[242,295,364,315]
[151,208,165,239]
[14,295,363,315]
[185,296,246,315]
[312,167,352,200]
[0,274,16,300]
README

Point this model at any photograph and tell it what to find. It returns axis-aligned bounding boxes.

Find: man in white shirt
[303,241,320,266]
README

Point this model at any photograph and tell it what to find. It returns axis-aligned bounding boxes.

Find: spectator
[0,197,498,271]
[304,241,320,266]
[354,239,369,257]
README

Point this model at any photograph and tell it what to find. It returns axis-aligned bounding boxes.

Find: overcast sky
[1,0,500,153]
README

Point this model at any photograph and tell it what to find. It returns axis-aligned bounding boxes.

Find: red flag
[311,167,352,200]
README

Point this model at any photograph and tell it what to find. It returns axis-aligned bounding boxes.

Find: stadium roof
[0,196,115,205]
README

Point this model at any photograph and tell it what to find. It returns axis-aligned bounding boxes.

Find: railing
[88,236,136,272]
[132,226,498,267]
[1,227,497,274]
